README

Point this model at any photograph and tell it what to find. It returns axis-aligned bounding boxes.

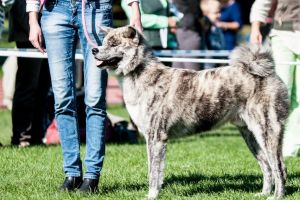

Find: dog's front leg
[146,134,167,199]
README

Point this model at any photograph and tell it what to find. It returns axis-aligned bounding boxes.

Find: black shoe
[59,176,83,191]
[78,178,99,194]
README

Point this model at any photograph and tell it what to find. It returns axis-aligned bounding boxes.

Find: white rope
[0,48,300,65]
[154,50,231,57]
[0,48,84,59]
[159,57,229,64]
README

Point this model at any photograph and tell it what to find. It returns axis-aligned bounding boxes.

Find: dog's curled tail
[229,45,275,77]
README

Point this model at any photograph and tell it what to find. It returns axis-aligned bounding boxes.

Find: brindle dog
[92,26,289,200]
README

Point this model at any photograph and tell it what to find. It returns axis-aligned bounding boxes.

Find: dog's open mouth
[95,57,122,67]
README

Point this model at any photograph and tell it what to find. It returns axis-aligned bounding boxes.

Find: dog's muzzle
[92,48,104,66]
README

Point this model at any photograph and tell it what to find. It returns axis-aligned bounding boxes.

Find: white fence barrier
[0,48,299,65]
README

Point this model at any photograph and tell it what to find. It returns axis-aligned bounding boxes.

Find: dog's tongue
[96,60,103,66]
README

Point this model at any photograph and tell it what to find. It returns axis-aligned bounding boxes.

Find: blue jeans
[41,0,112,179]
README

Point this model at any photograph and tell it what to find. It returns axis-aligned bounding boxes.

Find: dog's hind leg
[264,123,286,200]
[146,133,167,199]
[242,111,286,199]
[237,126,273,196]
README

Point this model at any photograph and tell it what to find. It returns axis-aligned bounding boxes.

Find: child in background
[200,0,224,69]
[201,0,224,51]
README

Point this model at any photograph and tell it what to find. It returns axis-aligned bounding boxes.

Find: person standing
[217,0,243,50]
[121,0,177,50]
[26,0,142,193]
[200,0,225,69]
[250,0,300,157]
[200,0,224,51]
[172,0,203,71]
[8,0,53,147]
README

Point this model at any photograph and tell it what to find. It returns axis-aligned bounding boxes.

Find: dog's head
[92,26,146,75]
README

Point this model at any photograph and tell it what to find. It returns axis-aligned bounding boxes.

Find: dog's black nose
[92,48,99,55]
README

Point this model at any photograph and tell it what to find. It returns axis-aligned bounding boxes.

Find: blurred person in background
[0,0,16,112]
[200,0,224,51]
[7,0,53,147]
[171,0,204,71]
[200,0,225,69]
[122,0,177,51]
[250,0,300,157]
[217,0,243,50]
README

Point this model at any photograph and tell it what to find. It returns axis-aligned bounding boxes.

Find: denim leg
[41,6,82,177]
[77,1,112,179]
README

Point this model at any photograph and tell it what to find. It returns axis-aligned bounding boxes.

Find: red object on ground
[43,120,60,145]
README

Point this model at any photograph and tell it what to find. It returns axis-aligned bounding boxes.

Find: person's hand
[129,2,143,33]
[29,12,46,53]
[215,21,227,30]
[168,17,177,34]
[250,21,262,44]
[168,17,177,28]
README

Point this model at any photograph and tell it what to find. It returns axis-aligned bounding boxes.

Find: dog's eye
[109,39,120,47]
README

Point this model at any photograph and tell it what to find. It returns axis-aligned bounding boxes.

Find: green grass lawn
[1,106,300,200]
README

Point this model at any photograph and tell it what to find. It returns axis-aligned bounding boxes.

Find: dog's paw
[147,188,159,199]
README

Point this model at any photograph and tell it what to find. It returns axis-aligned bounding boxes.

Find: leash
[82,0,98,48]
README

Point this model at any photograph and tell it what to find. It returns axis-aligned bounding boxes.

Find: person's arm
[216,21,240,31]
[122,0,176,31]
[27,0,45,53]
[250,21,263,44]
[217,3,242,31]
[126,0,143,33]
[249,0,273,44]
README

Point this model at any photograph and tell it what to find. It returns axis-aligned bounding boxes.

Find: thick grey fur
[93,26,289,200]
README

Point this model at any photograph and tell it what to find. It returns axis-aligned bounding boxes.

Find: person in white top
[250,0,300,157]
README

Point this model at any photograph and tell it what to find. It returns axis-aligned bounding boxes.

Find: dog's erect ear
[123,26,139,45]
[99,26,112,34]
[123,26,136,39]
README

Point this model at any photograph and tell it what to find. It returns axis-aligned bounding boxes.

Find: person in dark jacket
[172,0,204,71]
[8,0,53,147]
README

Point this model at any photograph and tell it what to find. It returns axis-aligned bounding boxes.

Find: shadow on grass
[162,172,300,197]
[98,172,300,197]
[100,182,148,194]
[164,173,261,195]
[286,172,300,195]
